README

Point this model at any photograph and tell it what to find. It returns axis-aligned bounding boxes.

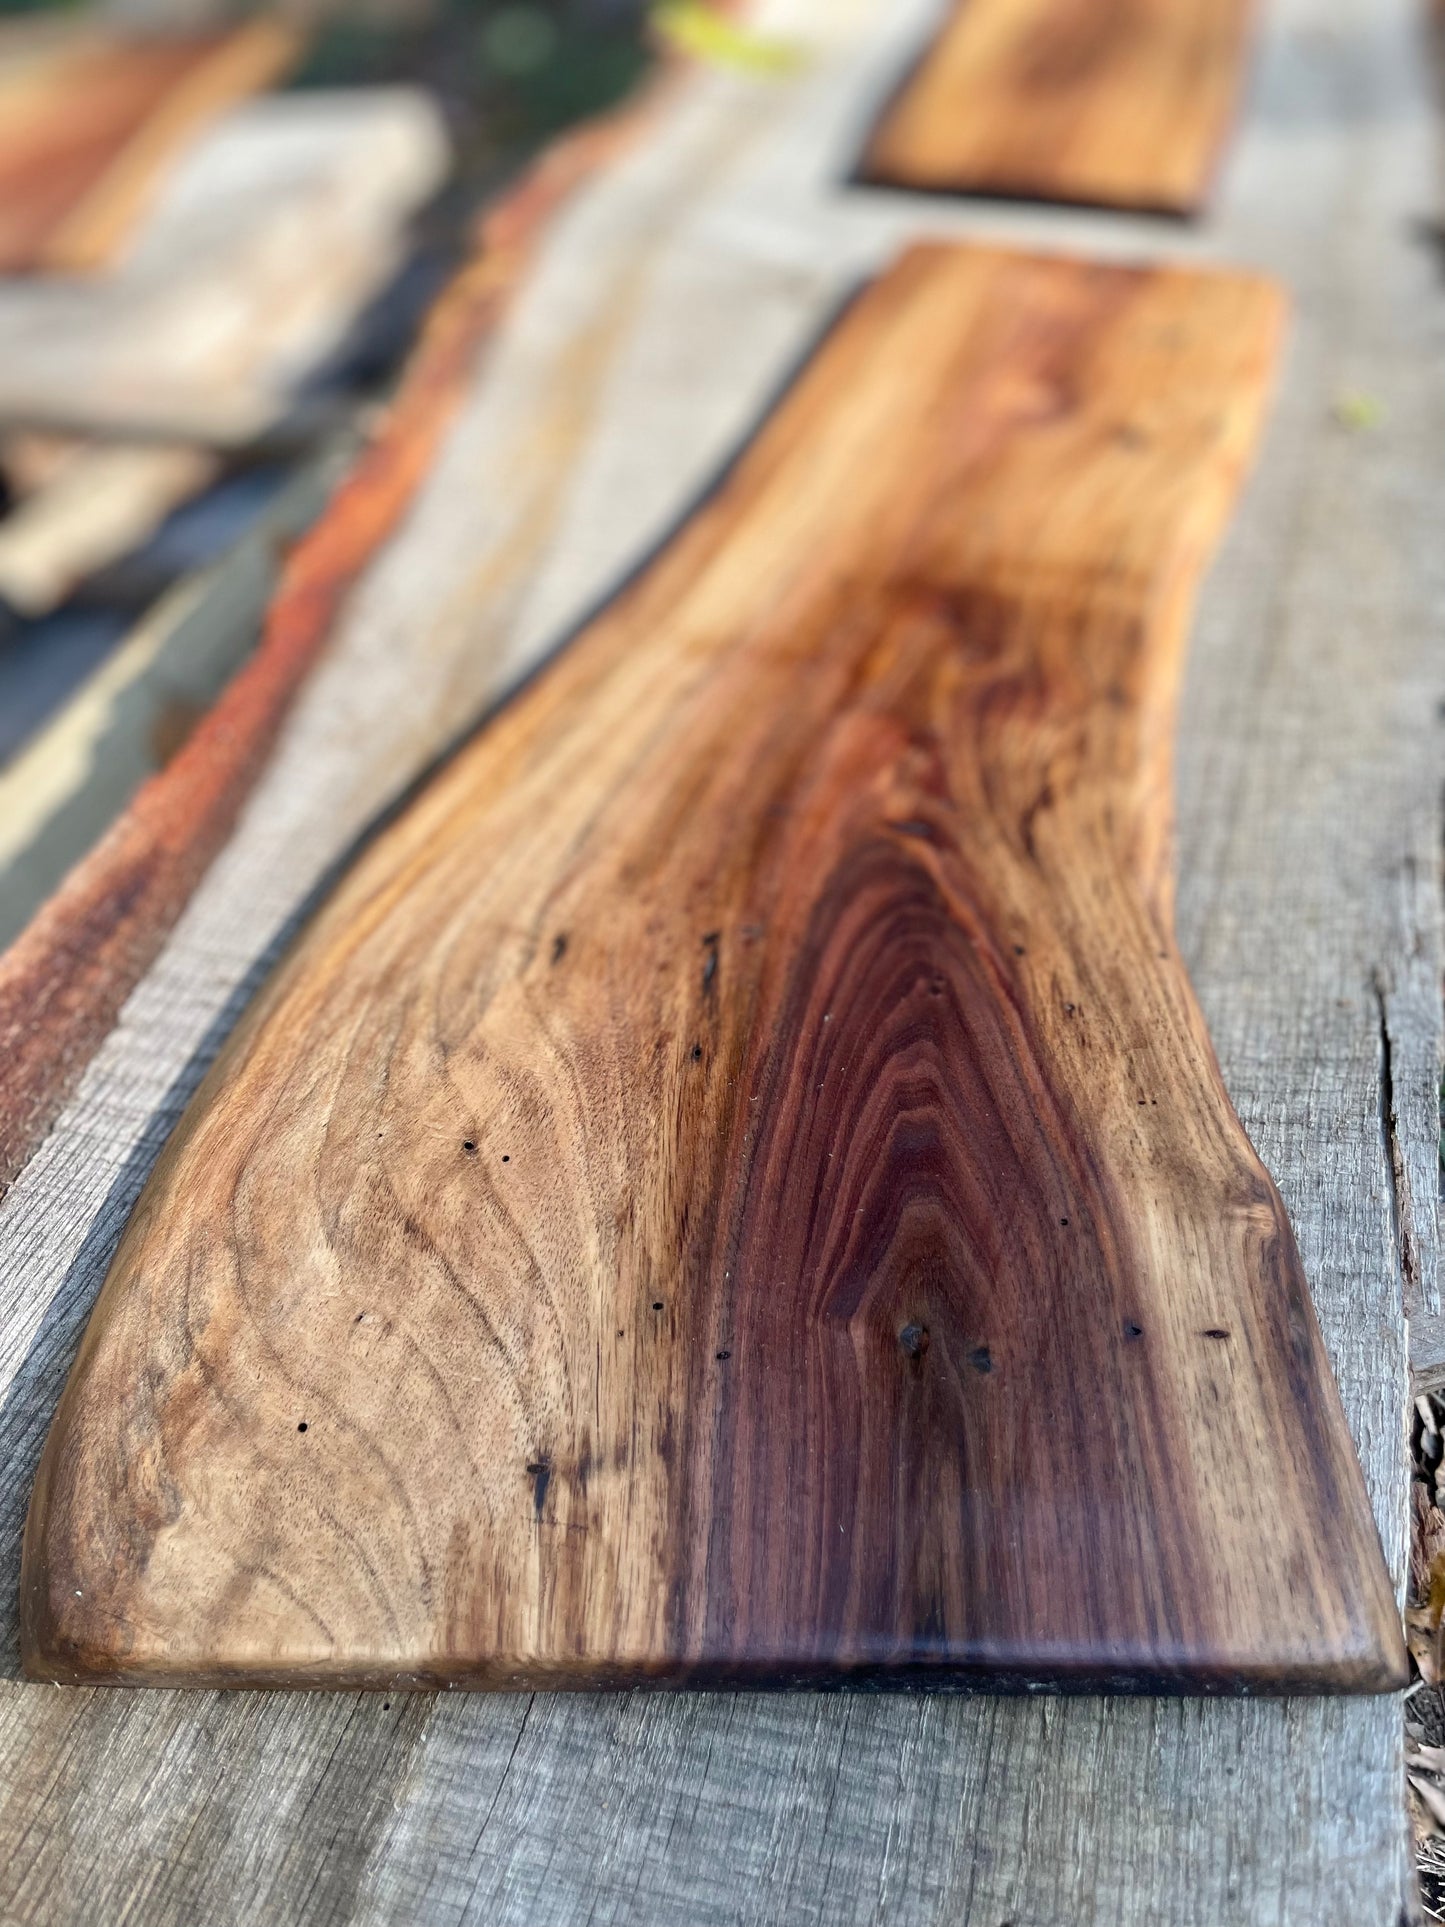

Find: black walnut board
[21,244,1406,1695]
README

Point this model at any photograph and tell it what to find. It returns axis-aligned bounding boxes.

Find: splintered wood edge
[0,71,674,1202]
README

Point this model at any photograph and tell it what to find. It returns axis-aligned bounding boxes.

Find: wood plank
[0,439,219,618]
[860,0,1254,215]
[0,91,448,444]
[0,0,1433,1916]
[20,243,1404,1695]
[0,23,298,275]
[0,441,353,954]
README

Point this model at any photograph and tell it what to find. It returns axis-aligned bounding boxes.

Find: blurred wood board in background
[0,21,298,276]
[861,0,1254,215]
[0,439,354,956]
[20,243,1405,1698]
[0,436,219,618]
[0,90,449,445]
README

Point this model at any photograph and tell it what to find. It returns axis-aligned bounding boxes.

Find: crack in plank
[1374,967,1421,1307]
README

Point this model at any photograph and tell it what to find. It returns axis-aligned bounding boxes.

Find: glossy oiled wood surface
[21,243,1405,1695]
[861,0,1254,214]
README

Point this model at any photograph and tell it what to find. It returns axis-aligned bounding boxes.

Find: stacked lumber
[0,20,300,619]
[0,435,218,618]
[0,51,450,976]
[0,20,296,275]
[0,9,448,621]
[0,443,351,955]
[0,89,450,446]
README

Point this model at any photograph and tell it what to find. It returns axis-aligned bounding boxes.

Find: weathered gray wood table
[0,0,1440,1919]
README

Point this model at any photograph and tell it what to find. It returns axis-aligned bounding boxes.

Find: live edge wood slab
[861,0,1254,216]
[21,243,1406,1696]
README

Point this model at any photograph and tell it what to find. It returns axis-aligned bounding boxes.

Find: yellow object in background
[650,2,803,76]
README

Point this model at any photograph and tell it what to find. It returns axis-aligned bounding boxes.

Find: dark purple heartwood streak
[690,819,1191,1674]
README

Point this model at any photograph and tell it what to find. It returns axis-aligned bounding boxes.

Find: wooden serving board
[861,0,1253,215]
[21,243,1406,1695]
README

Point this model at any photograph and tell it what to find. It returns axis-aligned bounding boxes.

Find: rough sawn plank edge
[0,0,1436,1921]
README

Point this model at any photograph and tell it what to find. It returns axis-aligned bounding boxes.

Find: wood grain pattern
[0,24,297,275]
[860,0,1254,215]
[0,87,661,1201]
[20,242,1406,1695]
